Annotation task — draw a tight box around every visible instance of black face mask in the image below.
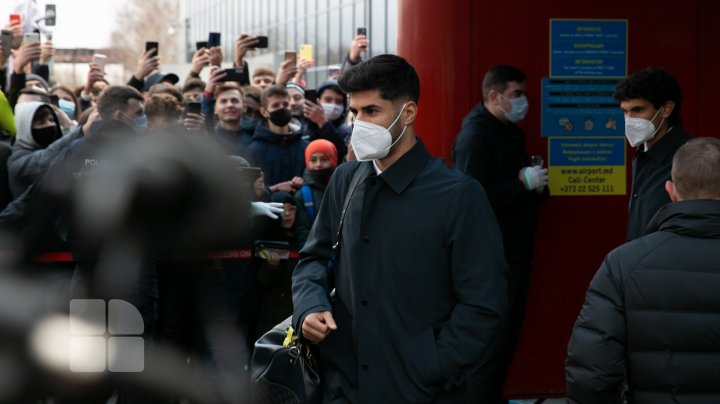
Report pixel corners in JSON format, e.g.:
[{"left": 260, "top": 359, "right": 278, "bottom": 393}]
[
  {"left": 32, "top": 126, "right": 60, "bottom": 148},
  {"left": 309, "top": 167, "right": 335, "bottom": 185},
  {"left": 268, "top": 108, "right": 293, "bottom": 127}
]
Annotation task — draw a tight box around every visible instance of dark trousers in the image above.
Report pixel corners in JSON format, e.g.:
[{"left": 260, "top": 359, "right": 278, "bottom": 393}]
[{"left": 468, "top": 260, "right": 532, "bottom": 403}]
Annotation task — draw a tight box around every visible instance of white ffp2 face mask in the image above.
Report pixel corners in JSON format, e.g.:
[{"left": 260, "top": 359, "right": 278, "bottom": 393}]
[
  {"left": 351, "top": 103, "right": 408, "bottom": 161},
  {"left": 624, "top": 108, "right": 663, "bottom": 147},
  {"left": 322, "top": 103, "right": 344, "bottom": 121}
]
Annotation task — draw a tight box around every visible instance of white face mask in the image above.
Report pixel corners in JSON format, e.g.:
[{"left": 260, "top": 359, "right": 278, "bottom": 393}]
[
  {"left": 321, "top": 103, "right": 344, "bottom": 121},
  {"left": 624, "top": 108, "right": 663, "bottom": 147},
  {"left": 499, "top": 94, "right": 529, "bottom": 123},
  {"left": 351, "top": 103, "right": 408, "bottom": 161}
]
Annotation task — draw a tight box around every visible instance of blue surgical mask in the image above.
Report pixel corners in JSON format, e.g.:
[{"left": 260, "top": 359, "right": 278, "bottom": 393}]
[
  {"left": 133, "top": 114, "right": 148, "bottom": 129},
  {"left": 499, "top": 95, "right": 529, "bottom": 124},
  {"left": 58, "top": 99, "right": 76, "bottom": 118}
]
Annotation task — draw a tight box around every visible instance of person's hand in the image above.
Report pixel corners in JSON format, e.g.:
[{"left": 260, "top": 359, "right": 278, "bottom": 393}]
[
  {"left": 204, "top": 66, "right": 227, "bottom": 95},
  {"left": 302, "top": 311, "right": 337, "bottom": 343},
  {"left": 250, "top": 201, "right": 284, "bottom": 219},
  {"left": 11, "top": 41, "right": 41, "bottom": 74},
  {"left": 5, "top": 21, "right": 22, "bottom": 49},
  {"left": 134, "top": 48, "right": 159, "bottom": 80},
  {"left": 349, "top": 34, "right": 369, "bottom": 63},
  {"left": 292, "top": 57, "right": 315, "bottom": 83},
  {"left": 268, "top": 181, "right": 295, "bottom": 193},
  {"left": 209, "top": 46, "right": 223, "bottom": 67},
  {"left": 83, "top": 64, "right": 105, "bottom": 95},
  {"left": 39, "top": 40, "right": 54, "bottom": 64},
  {"left": 289, "top": 176, "right": 305, "bottom": 190},
  {"left": 234, "top": 34, "right": 259, "bottom": 66},
  {"left": 51, "top": 105, "right": 73, "bottom": 130},
  {"left": 274, "top": 59, "right": 298, "bottom": 86},
  {"left": 82, "top": 110, "right": 100, "bottom": 135},
  {"left": 266, "top": 251, "right": 281, "bottom": 266},
  {"left": 519, "top": 166, "right": 548, "bottom": 191},
  {"left": 190, "top": 48, "right": 210, "bottom": 75},
  {"left": 303, "top": 100, "right": 326, "bottom": 127},
  {"left": 183, "top": 112, "right": 205, "bottom": 131}
]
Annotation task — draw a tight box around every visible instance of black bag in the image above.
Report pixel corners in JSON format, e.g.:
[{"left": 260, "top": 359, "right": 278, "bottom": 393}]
[
  {"left": 251, "top": 316, "right": 321, "bottom": 404},
  {"left": 250, "top": 163, "right": 370, "bottom": 404}
]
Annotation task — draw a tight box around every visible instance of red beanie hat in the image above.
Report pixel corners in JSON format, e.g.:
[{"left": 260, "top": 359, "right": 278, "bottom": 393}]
[{"left": 305, "top": 139, "right": 338, "bottom": 168}]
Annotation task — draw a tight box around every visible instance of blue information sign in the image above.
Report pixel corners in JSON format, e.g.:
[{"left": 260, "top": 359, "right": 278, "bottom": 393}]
[
  {"left": 550, "top": 19, "right": 627, "bottom": 78},
  {"left": 541, "top": 78, "right": 624, "bottom": 138}
]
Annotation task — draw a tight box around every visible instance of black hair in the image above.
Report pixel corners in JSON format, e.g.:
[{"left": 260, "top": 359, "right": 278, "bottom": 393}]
[
  {"left": 614, "top": 67, "right": 682, "bottom": 126},
  {"left": 96, "top": 85, "right": 144, "bottom": 120},
  {"left": 482, "top": 65, "right": 526, "bottom": 100},
  {"left": 182, "top": 78, "right": 206, "bottom": 94},
  {"left": 260, "top": 85, "right": 289, "bottom": 108},
  {"left": 32, "top": 105, "right": 54, "bottom": 125},
  {"left": 338, "top": 54, "right": 420, "bottom": 103}
]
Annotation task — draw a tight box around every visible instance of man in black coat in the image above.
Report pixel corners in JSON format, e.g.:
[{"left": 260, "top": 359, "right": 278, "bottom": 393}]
[
  {"left": 615, "top": 67, "right": 692, "bottom": 241},
  {"left": 291, "top": 54, "right": 507, "bottom": 403},
  {"left": 566, "top": 137, "right": 720, "bottom": 403},
  {"left": 452, "top": 65, "right": 547, "bottom": 401}
]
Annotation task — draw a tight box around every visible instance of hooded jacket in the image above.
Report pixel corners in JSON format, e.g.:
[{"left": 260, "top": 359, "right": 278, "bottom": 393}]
[
  {"left": 8, "top": 102, "right": 82, "bottom": 198},
  {"left": 566, "top": 199, "right": 720, "bottom": 403},
  {"left": 248, "top": 121, "right": 308, "bottom": 186}
]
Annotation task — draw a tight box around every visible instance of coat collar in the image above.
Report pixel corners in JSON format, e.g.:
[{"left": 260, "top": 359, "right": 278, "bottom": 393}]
[
  {"left": 646, "top": 199, "right": 720, "bottom": 238},
  {"left": 638, "top": 126, "right": 690, "bottom": 164},
  {"left": 376, "top": 137, "right": 430, "bottom": 194}
]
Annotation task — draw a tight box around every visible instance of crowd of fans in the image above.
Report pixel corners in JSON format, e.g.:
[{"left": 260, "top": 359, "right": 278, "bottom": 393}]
[{"left": 0, "top": 15, "right": 369, "bottom": 403}]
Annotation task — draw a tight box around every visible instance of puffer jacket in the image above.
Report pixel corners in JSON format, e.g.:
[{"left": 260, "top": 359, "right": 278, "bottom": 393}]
[
  {"left": 566, "top": 199, "right": 720, "bottom": 403},
  {"left": 8, "top": 102, "right": 81, "bottom": 198}
]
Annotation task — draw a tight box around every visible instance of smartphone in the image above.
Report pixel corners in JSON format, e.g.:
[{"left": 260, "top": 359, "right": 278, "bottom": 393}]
[
  {"left": 208, "top": 32, "right": 221, "bottom": 48},
  {"left": 195, "top": 41, "right": 208, "bottom": 51},
  {"left": 357, "top": 27, "right": 367, "bottom": 37},
  {"left": 23, "top": 32, "right": 40, "bottom": 44},
  {"left": 254, "top": 35, "right": 268, "bottom": 49},
  {"left": 24, "top": 32, "right": 40, "bottom": 61},
  {"left": 186, "top": 102, "right": 201, "bottom": 115},
  {"left": 299, "top": 44, "right": 313, "bottom": 61},
  {"left": 145, "top": 41, "right": 159, "bottom": 55},
  {"left": 304, "top": 89, "right": 317, "bottom": 103},
  {"left": 49, "top": 94, "right": 59, "bottom": 107},
  {"left": 254, "top": 240, "right": 291, "bottom": 260},
  {"left": 1, "top": 30, "right": 12, "bottom": 57},
  {"left": 92, "top": 53, "right": 107, "bottom": 72},
  {"left": 9, "top": 14, "right": 21, "bottom": 26},
  {"left": 218, "top": 67, "right": 249, "bottom": 85},
  {"left": 45, "top": 4, "right": 56, "bottom": 26},
  {"left": 284, "top": 51, "right": 297, "bottom": 67}
]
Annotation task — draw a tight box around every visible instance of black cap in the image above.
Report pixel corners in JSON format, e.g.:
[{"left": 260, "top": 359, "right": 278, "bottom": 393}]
[{"left": 144, "top": 72, "right": 180, "bottom": 92}]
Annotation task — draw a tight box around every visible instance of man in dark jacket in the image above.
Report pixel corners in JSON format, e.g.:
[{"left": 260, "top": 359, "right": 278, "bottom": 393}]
[
  {"left": 291, "top": 54, "right": 507, "bottom": 403},
  {"left": 8, "top": 102, "right": 84, "bottom": 198},
  {"left": 615, "top": 67, "right": 692, "bottom": 241},
  {"left": 302, "top": 80, "right": 350, "bottom": 159},
  {"left": 249, "top": 85, "right": 307, "bottom": 192},
  {"left": 566, "top": 137, "right": 720, "bottom": 403},
  {"left": 452, "top": 64, "right": 547, "bottom": 401}
]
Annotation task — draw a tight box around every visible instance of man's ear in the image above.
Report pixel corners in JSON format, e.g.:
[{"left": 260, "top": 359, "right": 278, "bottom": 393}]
[
  {"left": 259, "top": 106, "right": 269, "bottom": 119},
  {"left": 665, "top": 180, "right": 679, "bottom": 202},
  {"left": 403, "top": 101, "right": 418, "bottom": 127},
  {"left": 661, "top": 100, "right": 675, "bottom": 120}
]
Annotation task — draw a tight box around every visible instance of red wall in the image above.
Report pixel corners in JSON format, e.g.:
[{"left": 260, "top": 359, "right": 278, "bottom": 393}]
[{"left": 398, "top": 0, "right": 720, "bottom": 397}]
